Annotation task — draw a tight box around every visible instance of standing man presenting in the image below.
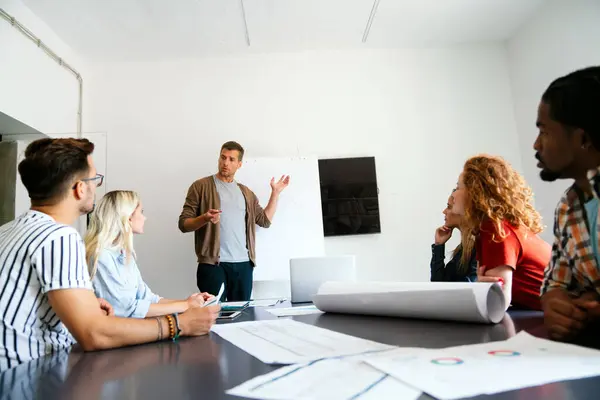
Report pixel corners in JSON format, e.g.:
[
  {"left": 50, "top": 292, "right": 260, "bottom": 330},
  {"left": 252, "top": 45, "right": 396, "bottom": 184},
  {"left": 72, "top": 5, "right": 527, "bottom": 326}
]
[{"left": 178, "top": 141, "right": 290, "bottom": 301}]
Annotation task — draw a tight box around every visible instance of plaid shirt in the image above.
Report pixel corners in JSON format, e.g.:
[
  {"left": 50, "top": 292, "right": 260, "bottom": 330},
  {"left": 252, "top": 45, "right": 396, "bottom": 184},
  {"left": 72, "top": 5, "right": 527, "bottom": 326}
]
[{"left": 541, "top": 167, "right": 600, "bottom": 296}]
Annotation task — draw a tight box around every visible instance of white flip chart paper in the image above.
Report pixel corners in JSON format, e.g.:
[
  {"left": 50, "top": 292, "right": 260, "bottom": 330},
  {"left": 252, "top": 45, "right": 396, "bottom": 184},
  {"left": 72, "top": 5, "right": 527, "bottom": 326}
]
[{"left": 313, "top": 281, "right": 506, "bottom": 323}]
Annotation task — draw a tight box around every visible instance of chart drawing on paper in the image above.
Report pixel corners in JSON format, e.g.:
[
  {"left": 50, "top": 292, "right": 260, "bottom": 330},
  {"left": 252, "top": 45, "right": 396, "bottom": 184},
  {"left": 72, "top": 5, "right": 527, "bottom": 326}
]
[
  {"left": 487, "top": 350, "right": 521, "bottom": 357},
  {"left": 364, "top": 331, "right": 600, "bottom": 400},
  {"left": 430, "top": 357, "right": 464, "bottom": 366}
]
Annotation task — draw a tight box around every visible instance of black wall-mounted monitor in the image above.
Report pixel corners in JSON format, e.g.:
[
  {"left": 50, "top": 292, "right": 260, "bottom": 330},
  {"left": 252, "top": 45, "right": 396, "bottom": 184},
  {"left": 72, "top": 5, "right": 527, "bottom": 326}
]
[{"left": 318, "top": 156, "right": 381, "bottom": 237}]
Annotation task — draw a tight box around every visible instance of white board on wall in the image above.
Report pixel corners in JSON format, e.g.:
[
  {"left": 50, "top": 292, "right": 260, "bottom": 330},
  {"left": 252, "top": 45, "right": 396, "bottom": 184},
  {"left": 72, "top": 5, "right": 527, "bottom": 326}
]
[{"left": 235, "top": 157, "right": 325, "bottom": 281}]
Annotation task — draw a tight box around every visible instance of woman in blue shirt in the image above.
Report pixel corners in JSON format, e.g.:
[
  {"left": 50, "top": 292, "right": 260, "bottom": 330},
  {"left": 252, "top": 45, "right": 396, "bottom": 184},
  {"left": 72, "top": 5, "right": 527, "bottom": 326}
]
[{"left": 85, "top": 190, "right": 213, "bottom": 318}]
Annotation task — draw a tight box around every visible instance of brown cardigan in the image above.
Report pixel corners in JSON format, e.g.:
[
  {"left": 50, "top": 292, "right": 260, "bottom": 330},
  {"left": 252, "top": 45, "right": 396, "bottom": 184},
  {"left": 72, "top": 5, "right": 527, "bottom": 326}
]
[{"left": 178, "top": 176, "right": 271, "bottom": 266}]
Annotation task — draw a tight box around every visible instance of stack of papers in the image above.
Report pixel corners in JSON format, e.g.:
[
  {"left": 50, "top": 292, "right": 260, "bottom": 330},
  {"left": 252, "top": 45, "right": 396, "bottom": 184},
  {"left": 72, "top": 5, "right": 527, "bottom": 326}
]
[
  {"left": 215, "top": 320, "right": 600, "bottom": 400},
  {"left": 221, "top": 301, "right": 250, "bottom": 311}
]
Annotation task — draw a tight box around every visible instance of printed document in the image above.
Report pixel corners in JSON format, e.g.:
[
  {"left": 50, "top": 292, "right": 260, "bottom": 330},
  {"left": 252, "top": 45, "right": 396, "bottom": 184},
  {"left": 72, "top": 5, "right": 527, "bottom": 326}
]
[{"left": 211, "top": 319, "right": 394, "bottom": 364}]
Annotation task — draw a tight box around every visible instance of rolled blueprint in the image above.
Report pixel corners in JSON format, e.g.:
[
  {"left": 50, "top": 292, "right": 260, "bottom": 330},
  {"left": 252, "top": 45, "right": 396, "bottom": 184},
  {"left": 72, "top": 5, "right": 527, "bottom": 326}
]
[{"left": 313, "top": 281, "right": 506, "bottom": 324}]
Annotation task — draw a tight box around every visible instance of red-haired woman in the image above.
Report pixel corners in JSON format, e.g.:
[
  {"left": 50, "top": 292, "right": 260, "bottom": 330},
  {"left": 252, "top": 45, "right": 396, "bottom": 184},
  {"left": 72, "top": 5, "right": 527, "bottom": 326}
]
[{"left": 451, "top": 155, "right": 551, "bottom": 310}]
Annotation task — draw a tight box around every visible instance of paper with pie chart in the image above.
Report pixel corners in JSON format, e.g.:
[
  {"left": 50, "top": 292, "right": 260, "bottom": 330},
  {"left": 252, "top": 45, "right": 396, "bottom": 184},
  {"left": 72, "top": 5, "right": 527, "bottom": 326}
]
[{"left": 363, "top": 331, "right": 600, "bottom": 400}]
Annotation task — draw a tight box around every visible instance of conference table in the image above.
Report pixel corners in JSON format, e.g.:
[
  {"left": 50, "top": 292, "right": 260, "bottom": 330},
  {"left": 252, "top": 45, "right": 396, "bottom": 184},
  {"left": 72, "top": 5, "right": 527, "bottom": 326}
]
[{"left": 1, "top": 303, "right": 599, "bottom": 400}]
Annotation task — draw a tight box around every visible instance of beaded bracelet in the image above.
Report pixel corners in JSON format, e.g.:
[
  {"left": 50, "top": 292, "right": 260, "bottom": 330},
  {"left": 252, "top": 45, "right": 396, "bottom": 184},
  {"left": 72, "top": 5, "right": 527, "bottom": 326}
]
[{"left": 165, "top": 314, "right": 175, "bottom": 340}]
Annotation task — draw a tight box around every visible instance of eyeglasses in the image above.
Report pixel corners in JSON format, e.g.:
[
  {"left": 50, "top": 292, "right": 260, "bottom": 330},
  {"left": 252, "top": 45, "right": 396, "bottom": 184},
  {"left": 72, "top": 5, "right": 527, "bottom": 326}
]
[{"left": 79, "top": 174, "right": 104, "bottom": 188}]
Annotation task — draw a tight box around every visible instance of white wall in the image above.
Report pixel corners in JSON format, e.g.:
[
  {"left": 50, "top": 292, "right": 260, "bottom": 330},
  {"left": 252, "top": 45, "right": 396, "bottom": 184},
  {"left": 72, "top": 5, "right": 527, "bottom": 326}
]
[
  {"left": 14, "top": 140, "right": 30, "bottom": 217},
  {"left": 507, "top": 0, "right": 600, "bottom": 243},
  {"left": 85, "top": 45, "right": 522, "bottom": 298},
  {"left": 0, "top": 0, "right": 84, "bottom": 134}
]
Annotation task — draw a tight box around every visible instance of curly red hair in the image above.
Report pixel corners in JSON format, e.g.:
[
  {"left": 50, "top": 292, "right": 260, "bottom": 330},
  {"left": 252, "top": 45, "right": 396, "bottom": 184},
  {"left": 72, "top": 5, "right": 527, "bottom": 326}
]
[{"left": 459, "top": 155, "right": 544, "bottom": 267}]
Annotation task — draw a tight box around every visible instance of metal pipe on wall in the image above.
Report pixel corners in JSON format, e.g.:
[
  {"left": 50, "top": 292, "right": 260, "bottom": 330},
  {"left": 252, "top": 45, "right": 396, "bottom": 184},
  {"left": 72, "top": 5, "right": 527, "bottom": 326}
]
[{"left": 0, "top": 7, "right": 83, "bottom": 136}]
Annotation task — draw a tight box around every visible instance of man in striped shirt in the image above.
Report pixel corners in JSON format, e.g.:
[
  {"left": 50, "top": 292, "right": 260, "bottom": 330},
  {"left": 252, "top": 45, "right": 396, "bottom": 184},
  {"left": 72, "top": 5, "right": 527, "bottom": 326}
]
[
  {"left": 0, "top": 138, "right": 220, "bottom": 371},
  {"left": 534, "top": 66, "right": 600, "bottom": 341}
]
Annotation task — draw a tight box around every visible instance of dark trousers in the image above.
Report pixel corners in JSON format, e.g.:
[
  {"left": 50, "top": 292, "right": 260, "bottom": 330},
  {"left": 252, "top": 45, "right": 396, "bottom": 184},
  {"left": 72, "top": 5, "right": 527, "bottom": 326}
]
[{"left": 196, "top": 261, "right": 253, "bottom": 302}]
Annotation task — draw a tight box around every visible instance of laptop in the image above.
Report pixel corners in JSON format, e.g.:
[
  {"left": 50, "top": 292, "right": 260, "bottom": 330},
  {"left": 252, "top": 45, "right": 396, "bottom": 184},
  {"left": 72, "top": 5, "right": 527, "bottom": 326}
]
[{"left": 289, "top": 256, "right": 356, "bottom": 303}]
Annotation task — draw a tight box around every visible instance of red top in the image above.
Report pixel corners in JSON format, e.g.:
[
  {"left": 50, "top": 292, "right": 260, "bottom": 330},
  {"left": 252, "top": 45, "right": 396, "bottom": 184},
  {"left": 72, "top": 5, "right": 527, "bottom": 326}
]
[{"left": 476, "top": 219, "right": 551, "bottom": 310}]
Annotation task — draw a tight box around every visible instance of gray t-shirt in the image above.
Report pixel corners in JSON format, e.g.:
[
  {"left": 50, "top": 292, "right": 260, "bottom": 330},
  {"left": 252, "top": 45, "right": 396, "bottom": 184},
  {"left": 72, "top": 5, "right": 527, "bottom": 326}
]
[{"left": 213, "top": 175, "right": 249, "bottom": 262}]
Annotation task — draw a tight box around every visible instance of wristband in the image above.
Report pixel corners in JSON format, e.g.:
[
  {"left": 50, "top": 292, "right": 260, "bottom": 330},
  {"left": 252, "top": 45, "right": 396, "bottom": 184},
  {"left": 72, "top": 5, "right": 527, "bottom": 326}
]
[{"left": 172, "top": 313, "right": 182, "bottom": 341}]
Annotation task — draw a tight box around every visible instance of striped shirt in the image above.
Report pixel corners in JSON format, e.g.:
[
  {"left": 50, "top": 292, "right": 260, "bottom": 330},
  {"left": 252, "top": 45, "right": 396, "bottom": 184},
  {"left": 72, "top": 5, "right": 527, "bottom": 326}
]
[
  {"left": 0, "top": 348, "right": 69, "bottom": 400},
  {"left": 0, "top": 211, "right": 92, "bottom": 371},
  {"left": 541, "top": 167, "right": 600, "bottom": 296}
]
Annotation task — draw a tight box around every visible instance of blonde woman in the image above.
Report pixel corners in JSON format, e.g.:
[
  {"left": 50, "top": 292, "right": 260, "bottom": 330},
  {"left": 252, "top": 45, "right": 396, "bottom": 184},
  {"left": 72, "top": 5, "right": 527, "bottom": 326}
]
[
  {"left": 430, "top": 192, "right": 477, "bottom": 282},
  {"left": 85, "top": 190, "right": 213, "bottom": 318}
]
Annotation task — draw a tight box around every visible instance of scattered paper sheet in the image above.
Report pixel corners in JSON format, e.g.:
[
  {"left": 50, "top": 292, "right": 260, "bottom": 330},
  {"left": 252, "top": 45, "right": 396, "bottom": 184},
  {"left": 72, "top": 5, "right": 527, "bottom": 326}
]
[
  {"left": 365, "top": 331, "right": 600, "bottom": 400},
  {"left": 313, "top": 281, "right": 505, "bottom": 324},
  {"left": 223, "top": 299, "right": 284, "bottom": 308},
  {"left": 203, "top": 283, "right": 225, "bottom": 307},
  {"left": 266, "top": 305, "right": 323, "bottom": 317},
  {"left": 249, "top": 299, "right": 283, "bottom": 307},
  {"left": 211, "top": 319, "right": 394, "bottom": 364},
  {"left": 222, "top": 301, "right": 250, "bottom": 307},
  {"left": 227, "top": 355, "right": 422, "bottom": 400}
]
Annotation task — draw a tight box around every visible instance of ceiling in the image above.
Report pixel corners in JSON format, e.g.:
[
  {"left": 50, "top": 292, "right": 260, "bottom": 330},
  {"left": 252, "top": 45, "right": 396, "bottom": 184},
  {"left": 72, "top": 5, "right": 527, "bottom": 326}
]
[{"left": 21, "top": 0, "right": 547, "bottom": 61}]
